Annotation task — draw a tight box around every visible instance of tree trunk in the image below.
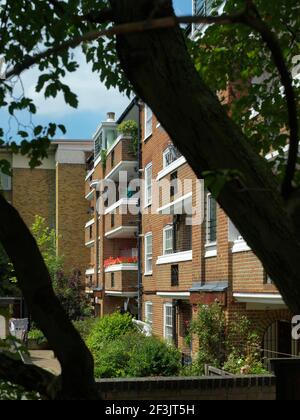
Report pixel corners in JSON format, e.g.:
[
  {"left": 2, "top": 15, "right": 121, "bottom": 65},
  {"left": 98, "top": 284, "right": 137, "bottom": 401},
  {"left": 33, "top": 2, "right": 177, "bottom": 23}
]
[
  {"left": 110, "top": 0, "right": 300, "bottom": 314},
  {"left": 0, "top": 194, "right": 98, "bottom": 400}
]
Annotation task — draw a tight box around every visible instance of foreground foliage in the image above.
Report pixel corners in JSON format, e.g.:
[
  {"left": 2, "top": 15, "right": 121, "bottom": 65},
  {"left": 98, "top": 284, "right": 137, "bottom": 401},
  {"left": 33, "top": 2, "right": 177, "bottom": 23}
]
[
  {"left": 87, "top": 312, "right": 181, "bottom": 378},
  {"left": 0, "top": 380, "right": 41, "bottom": 400},
  {"left": 185, "top": 303, "right": 267, "bottom": 375}
]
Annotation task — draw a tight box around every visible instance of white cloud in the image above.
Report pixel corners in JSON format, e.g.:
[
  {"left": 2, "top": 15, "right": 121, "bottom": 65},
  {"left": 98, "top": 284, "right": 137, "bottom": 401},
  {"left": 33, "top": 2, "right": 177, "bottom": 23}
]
[{"left": 20, "top": 50, "right": 130, "bottom": 119}]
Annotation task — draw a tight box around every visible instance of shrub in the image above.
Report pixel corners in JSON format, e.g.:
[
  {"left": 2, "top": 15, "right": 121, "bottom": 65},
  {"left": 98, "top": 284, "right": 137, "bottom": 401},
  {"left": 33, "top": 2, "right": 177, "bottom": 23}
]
[
  {"left": 73, "top": 318, "right": 96, "bottom": 341},
  {"left": 27, "top": 329, "right": 47, "bottom": 345},
  {"left": 93, "top": 333, "right": 181, "bottom": 379},
  {"left": 186, "top": 303, "right": 265, "bottom": 375},
  {"left": 223, "top": 352, "right": 268, "bottom": 375},
  {"left": 117, "top": 120, "right": 138, "bottom": 156},
  {"left": 86, "top": 312, "right": 134, "bottom": 352},
  {"left": 0, "top": 381, "right": 41, "bottom": 400}
]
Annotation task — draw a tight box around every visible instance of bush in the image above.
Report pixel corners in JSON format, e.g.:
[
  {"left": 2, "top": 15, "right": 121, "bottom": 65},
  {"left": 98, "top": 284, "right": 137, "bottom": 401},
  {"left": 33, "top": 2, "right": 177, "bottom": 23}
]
[
  {"left": 27, "top": 329, "right": 47, "bottom": 345},
  {"left": 93, "top": 333, "right": 181, "bottom": 379},
  {"left": 86, "top": 312, "right": 134, "bottom": 352},
  {"left": 73, "top": 318, "right": 96, "bottom": 341},
  {"left": 0, "top": 381, "right": 41, "bottom": 400},
  {"left": 223, "top": 352, "right": 268, "bottom": 375},
  {"left": 186, "top": 303, "right": 265, "bottom": 376}
]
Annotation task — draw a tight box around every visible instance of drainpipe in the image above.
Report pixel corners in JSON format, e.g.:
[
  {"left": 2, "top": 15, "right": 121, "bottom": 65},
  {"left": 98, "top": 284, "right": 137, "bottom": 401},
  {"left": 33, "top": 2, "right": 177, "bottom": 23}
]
[
  {"left": 137, "top": 98, "right": 143, "bottom": 321},
  {"left": 173, "top": 299, "right": 179, "bottom": 348}
]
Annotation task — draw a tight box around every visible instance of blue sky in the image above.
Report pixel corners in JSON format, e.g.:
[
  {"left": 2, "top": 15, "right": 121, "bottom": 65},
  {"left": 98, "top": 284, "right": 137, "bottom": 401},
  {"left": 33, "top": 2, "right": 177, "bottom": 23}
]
[{"left": 0, "top": 1, "right": 192, "bottom": 142}]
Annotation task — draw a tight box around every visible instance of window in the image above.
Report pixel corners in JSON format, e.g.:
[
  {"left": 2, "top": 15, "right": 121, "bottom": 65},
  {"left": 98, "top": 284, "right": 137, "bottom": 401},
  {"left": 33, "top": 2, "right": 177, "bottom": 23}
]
[
  {"left": 0, "top": 171, "right": 11, "bottom": 191},
  {"left": 171, "top": 265, "right": 179, "bottom": 286},
  {"left": 144, "top": 233, "right": 153, "bottom": 275},
  {"left": 170, "top": 171, "right": 178, "bottom": 197},
  {"left": 163, "top": 146, "right": 181, "bottom": 168},
  {"left": 206, "top": 193, "right": 217, "bottom": 244},
  {"left": 94, "top": 132, "right": 103, "bottom": 158},
  {"left": 89, "top": 225, "right": 93, "bottom": 240},
  {"left": 265, "top": 273, "right": 274, "bottom": 285},
  {"left": 145, "top": 302, "right": 153, "bottom": 325},
  {"left": 164, "top": 303, "right": 174, "bottom": 342},
  {"left": 163, "top": 226, "right": 174, "bottom": 255},
  {"left": 145, "top": 163, "right": 153, "bottom": 207},
  {"left": 144, "top": 104, "right": 153, "bottom": 139},
  {"left": 111, "top": 149, "right": 115, "bottom": 168},
  {"left": 111, "top": 273, "right": 115, "bottom": 288},
  {"left": 194, "top": 0, "right": 213, "bottom": 16},
  {"left": 228, "top": 220, "right": 243, "bottom": 242},
  {"left": 111, "top": 213, "right": 115, "bottom": 228}
]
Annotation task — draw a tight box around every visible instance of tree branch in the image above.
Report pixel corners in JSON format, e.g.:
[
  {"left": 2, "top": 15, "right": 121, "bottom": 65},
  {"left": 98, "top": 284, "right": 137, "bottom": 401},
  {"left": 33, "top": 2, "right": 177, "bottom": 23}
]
[
  {"left": 240, "top": 1, "right": 299, "bottom": 198},
  {"left": 0, "top": 195, "right": 98, "bottom": 399},
  {"left": 0, "top": 353, "right": 57, "bottom": 399},
  {"left": 109, "top": 0, "right": 300, "bottom": 316},
  {"left": 2, "top": 10, "right": 245, "bottom": 82},
  {"left": 2, "top": 2, "right": 297, "bottom": 197},
  {"left": 47, "top": 0, "right": 113, "bottom": 25}
]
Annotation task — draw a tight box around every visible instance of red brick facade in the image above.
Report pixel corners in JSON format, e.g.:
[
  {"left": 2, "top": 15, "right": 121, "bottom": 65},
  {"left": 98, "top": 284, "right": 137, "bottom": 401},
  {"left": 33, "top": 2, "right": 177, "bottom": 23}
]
[{"left": 85, "top": 105, "right": 296, "bottom": 362}]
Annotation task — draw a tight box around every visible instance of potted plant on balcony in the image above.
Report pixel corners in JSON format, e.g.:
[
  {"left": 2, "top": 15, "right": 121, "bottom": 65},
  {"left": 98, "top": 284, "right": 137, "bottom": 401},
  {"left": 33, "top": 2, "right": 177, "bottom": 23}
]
[
  {"left": 104, "top": 256, "right": 138, "bottom": 268},
  {"left": 117, "top": 120, "right": 138, "bottom": 157}
]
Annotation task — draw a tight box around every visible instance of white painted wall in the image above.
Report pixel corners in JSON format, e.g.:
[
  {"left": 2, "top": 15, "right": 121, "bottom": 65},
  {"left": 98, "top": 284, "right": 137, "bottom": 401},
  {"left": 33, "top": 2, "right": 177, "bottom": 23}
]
[{"left": 12, "top": 153, "right": 56, "bottom": 170}]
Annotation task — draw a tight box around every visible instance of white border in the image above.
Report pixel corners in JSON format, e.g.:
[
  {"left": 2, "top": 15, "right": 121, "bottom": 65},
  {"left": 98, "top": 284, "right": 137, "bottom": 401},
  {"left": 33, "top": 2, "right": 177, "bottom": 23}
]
[
  {"left": 85, "top": 218, "right": 95, "bottom": 228},
  {"left": 232, "top": 239, "right": 251, "bottom": 254},
  {"left": 163, "top": 302, "right": 173, "bottom": 341},
  {"left": 157, "top": 192, "right": 192, "bottom": 215},
  {"left": 156, "top": 156, "right": 187, "bottom": 181},
  {"left": 156, "top": 250, "right": 193, "bottom": 265},
  {"left": 144, "top": 232, "right": 153, "bottom": 275},
  {"left": 105, "top": 226, "right": 137, "bottom": 239},
  {"left": 233, "top": 293, "right": 285, "bottom": 305},
  {"left": 144, "top": 162, "right": 153, "bottom": 208},
  {"left": 105, "top": 263, "right": 138, "bottom": 273}
]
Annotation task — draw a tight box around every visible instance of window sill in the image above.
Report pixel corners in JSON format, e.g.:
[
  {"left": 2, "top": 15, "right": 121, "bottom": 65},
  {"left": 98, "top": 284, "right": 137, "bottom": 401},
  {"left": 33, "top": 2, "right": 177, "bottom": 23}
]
[
  {"left": 156, "top": 156, "right": 187, "bottom": 181},
  {"left": 144, "top": 202, "right": 152, "bottom": 210},
  {"left": 144, "top": 271, "right": 153, "bottom": 277},
  {"left": 232, "top": 240, "right": 251, "bottom": 254},
  {"left": 205, "top": 242, "right": 217, "bottom": 258},
  {"left": 156, "top": 250, "right": 193, "bottom": 265},
  {"left": 144, "top": 133, "right": 152, "bottom": 142}
]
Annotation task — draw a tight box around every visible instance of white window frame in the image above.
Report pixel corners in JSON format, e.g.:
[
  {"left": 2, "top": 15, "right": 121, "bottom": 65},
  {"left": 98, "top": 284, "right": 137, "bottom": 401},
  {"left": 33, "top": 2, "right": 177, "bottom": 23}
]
[
  {"left": 144, "top": 104, "right": 153, "bottom": 140},
  {"left": 145, "top": 302, "right": 153, "bottom": 325},
  {"left": 144, "top": 232, "right": 153, "bottom": 275},
  {"left": 228, "top": 219, "right": 251, "bottom": 253},
  {"left": 163, "top": 225, "right": 173, "bottom": 255},
  {"left": 144, "top": 162, "right": 153, "bottom": 207},
  {"left": 206, "top": 193, "right": 217, "bottom": 245},
  {"left": 164, "top": 303, "right": 173, "bottom": 342},
  {"left": 228, "top": 220, "right": 243, "bottom": 242}
]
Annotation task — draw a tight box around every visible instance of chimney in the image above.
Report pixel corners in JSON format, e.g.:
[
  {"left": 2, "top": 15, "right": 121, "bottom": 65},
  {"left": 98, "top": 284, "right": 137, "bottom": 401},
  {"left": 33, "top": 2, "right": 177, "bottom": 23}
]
[{"left": 107, "top": 112, "right": 115, "bottom": 122}]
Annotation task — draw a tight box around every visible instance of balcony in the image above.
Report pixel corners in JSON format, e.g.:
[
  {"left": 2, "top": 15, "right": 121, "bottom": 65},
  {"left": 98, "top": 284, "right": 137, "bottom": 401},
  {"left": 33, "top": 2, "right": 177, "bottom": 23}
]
[
  {"left": 104, "top": 135, "right": 138, "bottom": 181},
  {"left": 105, "top": 198, "right": 138, "bottom": 239},
  {"left": 104, "top": 256, "right": 138, "bottom": 296},
  {"left": 85, "top": 219, "right": 95, "bottom": 247}
]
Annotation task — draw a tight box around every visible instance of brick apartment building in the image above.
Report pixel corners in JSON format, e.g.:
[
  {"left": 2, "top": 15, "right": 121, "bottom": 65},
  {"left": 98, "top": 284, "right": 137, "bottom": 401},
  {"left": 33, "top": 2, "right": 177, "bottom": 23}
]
[
  {"left": 85, "top": 97, "right": 298, "bottom": 362},
  {"left": 83, "top": 0, "right": 299, "bottom": 361},
  {"left": 0, "top": 139, "right": 92, "bottom": 277},
  {"left": 84, "top": 102, "right": 140, "bottom": 317}
]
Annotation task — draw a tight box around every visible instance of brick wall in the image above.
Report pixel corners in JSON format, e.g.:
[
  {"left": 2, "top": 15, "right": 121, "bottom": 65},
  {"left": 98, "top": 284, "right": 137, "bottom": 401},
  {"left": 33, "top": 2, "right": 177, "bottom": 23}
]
[
  {"left": 97, "top": 375, "right": 276, "bottom": 400},
  {"left": 56, "top": 163, "right": 90, "bottom": 276},
  {"left": 139, "top": 104, "right": 290, "bottom": 357},
  {"left": 13, "top": 168, "right": 55, "bottom": 229}
]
